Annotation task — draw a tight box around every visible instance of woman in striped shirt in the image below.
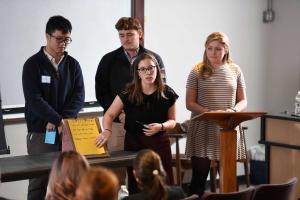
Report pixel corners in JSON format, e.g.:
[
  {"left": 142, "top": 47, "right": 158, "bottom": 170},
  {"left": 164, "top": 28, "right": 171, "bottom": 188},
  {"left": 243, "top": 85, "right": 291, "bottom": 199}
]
[{"left": 185, "top": 32, "right": 247, "bottom": 198}]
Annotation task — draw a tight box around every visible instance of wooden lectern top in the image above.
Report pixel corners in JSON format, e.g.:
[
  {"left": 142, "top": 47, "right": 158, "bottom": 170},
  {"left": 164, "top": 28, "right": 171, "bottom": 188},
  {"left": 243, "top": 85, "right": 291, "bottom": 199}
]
[{"left": 192, "top": 111, "right": 267, "bottom": 130}]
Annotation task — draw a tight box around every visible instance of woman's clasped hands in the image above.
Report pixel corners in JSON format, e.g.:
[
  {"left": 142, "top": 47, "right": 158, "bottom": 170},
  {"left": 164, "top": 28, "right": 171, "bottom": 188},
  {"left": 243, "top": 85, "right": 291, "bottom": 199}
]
[{"left": 142, "top": 123, "right": 162, "bottom": 136}]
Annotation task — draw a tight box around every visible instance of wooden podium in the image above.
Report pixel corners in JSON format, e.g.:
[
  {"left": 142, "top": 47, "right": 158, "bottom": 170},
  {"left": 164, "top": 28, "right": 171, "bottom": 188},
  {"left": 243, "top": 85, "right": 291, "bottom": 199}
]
[{"left": 192, "top": 111, "right": 266, "bottom": 192}]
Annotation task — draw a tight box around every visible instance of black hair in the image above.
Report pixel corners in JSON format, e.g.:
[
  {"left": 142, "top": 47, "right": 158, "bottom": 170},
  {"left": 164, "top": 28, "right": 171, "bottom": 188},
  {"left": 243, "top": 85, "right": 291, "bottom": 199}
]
[{"left": 46, "top": 15, "right": 72, "bottom": 35}]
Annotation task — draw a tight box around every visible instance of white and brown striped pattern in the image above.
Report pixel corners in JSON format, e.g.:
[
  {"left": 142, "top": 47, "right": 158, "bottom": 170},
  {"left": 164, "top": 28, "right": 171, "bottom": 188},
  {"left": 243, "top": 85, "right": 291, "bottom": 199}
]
[{"left": 185, "top": 63, "right": 246, "bottom": 160}]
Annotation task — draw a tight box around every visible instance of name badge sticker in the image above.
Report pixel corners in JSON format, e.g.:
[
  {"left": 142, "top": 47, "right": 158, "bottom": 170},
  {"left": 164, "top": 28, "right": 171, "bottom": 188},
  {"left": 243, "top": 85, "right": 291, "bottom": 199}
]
[
  {"left": 45, "top": 130, "right": 56, "bottom": 144},
  {"left": 41, "top": 75, "right": 51, "bottom": 83}
]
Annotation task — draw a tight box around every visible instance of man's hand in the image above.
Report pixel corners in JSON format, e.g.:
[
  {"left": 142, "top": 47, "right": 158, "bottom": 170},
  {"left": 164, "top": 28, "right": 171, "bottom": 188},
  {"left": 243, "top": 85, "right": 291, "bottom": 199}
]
[
  {"left": 46, "top": 122, "right": 56, "bottom": 131},
  {"left": 46, "top": 120, "right": 64, "bottom": 134}
]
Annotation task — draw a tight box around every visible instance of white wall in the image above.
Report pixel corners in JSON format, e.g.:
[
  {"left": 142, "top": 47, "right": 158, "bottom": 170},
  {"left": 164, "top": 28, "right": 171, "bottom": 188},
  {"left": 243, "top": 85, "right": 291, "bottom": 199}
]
[
  {"left": 266, "top": 0, "right": 300, "bottom": 113},
  {"left": 0, "top": 0, "right": 130, "bottom": 106}
]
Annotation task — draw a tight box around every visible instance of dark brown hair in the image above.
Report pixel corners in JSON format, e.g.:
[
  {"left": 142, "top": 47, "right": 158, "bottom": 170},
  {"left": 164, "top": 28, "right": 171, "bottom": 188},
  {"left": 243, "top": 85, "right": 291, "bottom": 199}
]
[
  {"left": 133, "top": 149, "right": 167, "bottom": 200},
  {"left": 127, "top": 52, "right": 166, "bottom": 105},
  {"left": 46, "top": 15, "right": 72, "bottom": 34}
]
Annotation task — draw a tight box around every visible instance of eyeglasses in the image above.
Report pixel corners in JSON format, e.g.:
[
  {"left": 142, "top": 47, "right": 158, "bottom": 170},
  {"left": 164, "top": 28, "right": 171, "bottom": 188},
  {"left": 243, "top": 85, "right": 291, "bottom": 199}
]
[
  {"left": 137, "top": 65, "right": 156, "bottom": 73},
  {"left": 49, "top": 34, "right": 72, "bottom": 44}
]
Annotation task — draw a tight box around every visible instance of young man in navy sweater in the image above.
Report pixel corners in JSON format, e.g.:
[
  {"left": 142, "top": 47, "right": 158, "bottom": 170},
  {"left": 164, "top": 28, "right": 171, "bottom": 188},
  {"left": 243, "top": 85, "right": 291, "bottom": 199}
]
[{"left": 22, "top": 15, "right": 85, "bottom": 200}]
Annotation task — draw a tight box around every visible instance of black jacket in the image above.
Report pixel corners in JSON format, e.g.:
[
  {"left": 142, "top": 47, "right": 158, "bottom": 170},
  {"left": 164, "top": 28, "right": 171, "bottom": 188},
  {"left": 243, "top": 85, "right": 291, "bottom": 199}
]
[
  {"left": 95, "top": 46, "right": 165, "bottom": 113},
  {"left": 22, "top": 47, "right": 85, "bottom": 132}
]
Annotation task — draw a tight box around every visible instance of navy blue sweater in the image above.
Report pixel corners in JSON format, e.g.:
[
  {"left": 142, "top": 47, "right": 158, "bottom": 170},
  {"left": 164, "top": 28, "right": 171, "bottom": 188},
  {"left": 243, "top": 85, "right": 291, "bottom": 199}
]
[{"left": 22, "top": 47, "right": 85, "bottom": 133}]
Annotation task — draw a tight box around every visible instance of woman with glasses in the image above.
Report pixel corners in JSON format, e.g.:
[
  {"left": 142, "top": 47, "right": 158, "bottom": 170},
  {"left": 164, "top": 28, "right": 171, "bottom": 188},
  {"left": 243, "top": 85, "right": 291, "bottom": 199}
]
[{"left": 96, "top": 52, "right": 178, "bottom": 194}]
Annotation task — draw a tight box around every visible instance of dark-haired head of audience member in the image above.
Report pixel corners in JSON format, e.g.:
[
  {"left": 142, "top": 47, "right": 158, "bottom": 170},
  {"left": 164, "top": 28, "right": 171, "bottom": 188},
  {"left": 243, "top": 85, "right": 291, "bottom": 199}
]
[
  {"left": 133, "top": 149, "right": 168, "bottom": 200},
  {"left": 75, "top": 167, "right": 119, "bottom": 200},
  {"left": 46, "top": 151, "right": 89, "bottom": 200}
]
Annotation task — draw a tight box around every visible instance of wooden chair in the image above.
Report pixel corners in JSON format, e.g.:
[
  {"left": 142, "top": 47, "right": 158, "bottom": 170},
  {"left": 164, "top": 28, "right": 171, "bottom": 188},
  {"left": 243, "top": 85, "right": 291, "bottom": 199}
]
[
  {"left": 210, "top": 125, "right": 250, "bottom": 192},
  {"left": 168, "top": 121, "right": 191, "bottom": 186},
  {"left": 200, "top": 186, "right": 255, "bottom": 200},
  {"left": 253, "top": 177, "right": 297, "bottom": 200}
]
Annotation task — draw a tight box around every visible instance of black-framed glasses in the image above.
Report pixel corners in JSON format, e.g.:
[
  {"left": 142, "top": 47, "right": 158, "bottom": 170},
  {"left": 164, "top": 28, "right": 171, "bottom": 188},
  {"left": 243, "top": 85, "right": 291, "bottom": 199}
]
[
  {"left": 49, "top": 34, "right": 72, "bottom": 44},
  {"left": 137, "top": 65, "right": 156, "bottom": 73}
]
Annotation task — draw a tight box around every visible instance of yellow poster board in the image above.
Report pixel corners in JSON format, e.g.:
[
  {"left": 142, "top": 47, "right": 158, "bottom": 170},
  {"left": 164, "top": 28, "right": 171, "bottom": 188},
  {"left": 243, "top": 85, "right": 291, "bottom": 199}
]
[{"left": 63, "top": 118, "right": 109, "bottom": 157}]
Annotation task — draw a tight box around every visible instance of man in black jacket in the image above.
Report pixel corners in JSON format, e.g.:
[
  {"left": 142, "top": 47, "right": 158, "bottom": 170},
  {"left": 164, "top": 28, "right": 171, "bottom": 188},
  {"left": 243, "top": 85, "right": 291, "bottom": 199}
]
[
  {"left": 22, "top": 15, "right": 85, "bottom": 200},
  {"left": 95, "top": 17, "right": 165, "bottom": 185}
]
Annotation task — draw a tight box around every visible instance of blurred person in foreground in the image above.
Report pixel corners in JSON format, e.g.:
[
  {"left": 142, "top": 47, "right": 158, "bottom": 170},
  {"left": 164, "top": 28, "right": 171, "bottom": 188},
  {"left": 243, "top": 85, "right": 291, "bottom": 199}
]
[
  {"left": 75, "top": 167, "right": 119, "bottom": 200},
  {"left": 45, "top": 151, "right": 89, "bottom": 200},
  {"left": 125, "top": 149, "right": 186, "bottom": 200}
]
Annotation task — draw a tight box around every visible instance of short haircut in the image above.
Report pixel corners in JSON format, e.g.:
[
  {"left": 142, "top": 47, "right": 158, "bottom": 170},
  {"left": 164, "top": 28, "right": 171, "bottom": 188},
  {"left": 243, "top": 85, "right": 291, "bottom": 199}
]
[
  {"left": 46, "top": 15, "right": 72, "bottom": 35},
  {"left": 115, "top": 17, "right": 142, "bottom": 31}
]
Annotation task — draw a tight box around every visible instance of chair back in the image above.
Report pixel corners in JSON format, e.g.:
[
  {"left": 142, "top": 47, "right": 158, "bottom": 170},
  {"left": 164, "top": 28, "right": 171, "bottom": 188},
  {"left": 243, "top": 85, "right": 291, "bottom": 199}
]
[
  {"left": 253, "top": 177, "right": 298, "bottom": 200},
  {"left": 201, "top": 186, "right": 255, "bottom": 200}
]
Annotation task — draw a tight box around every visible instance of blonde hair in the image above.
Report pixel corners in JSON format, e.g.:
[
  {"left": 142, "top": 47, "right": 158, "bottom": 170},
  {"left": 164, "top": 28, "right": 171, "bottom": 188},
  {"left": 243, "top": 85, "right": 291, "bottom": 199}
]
[
  {"left": 201, "top": 32, "right": 232, "bottom": 79},
  {"left": 46, "top": 151, "right": 89, "bottom": 200}
]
